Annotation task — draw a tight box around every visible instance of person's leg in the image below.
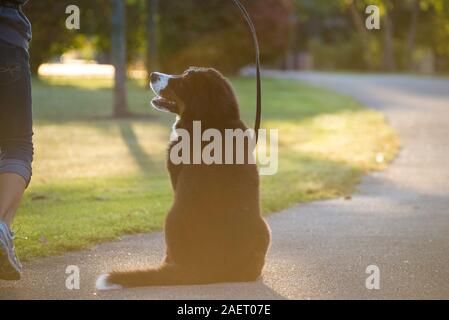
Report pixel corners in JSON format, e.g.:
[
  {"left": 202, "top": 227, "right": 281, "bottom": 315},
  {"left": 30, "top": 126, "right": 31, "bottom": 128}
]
[
  {"left": 0, "top": 144, "right": 32, "bottom": 230},
  {"left": 0, "top": 168, "right": 29, "bottom": 280},
  {"left": 0, "top": 40, "right": 33, "bottom": 221},
  {"left": 0, "top": 173, "right": 26, "bottom": 228},
  {"left": 0, "top": 40, "right": 33, "bottom": 280}
]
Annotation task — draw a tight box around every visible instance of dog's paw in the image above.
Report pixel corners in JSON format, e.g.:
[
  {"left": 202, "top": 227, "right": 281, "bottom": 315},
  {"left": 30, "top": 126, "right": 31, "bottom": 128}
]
[{"left": 96, "top": 274, "right": 123, "bottom": 291}]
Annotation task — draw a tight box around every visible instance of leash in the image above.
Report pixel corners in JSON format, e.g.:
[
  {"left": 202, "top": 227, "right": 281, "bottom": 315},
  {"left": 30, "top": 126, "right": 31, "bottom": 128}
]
[{"left": 232, "top": 0, "right": 262, "bottom": 144}]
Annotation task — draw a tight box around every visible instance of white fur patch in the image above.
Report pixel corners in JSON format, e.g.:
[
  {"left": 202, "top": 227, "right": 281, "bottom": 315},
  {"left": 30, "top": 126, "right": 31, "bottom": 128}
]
[
  {"left": 95, "top": 274, "right": 123, "bottom": 291},
  {"left": 150, "top": 72, "right": 172, "bottom": 96}
]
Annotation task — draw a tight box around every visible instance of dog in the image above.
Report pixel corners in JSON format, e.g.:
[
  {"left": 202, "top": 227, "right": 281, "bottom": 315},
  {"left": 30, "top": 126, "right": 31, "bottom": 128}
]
[{"left": 96, "top": 67, "right": 271, "bottom": 289}]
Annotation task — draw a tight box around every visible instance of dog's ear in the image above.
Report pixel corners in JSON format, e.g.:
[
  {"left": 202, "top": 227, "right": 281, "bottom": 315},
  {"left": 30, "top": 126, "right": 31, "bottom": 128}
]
[{"left": 184, "top": 69, "right": 240, "bottom": 124}]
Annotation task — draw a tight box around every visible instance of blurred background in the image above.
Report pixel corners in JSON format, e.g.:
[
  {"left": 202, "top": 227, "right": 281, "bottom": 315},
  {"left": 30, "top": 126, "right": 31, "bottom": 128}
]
[{"left": 26, "top": 0, "right": 449, "bottom": 77}]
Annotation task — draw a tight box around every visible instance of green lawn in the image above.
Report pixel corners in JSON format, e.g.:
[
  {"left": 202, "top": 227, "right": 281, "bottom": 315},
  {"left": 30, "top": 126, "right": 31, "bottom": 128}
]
[{"left": 14, "top": 76, "right": 399, "bottom": 260}]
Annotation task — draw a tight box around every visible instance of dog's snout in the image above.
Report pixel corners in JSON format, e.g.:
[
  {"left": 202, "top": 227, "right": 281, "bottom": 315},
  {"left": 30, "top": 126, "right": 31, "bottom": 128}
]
[
  {"left": 149, "top": 72, "right": 171, "bottom": 96},
  {"left": 150, "top": 72, "right": 160, "bottom": 83}
]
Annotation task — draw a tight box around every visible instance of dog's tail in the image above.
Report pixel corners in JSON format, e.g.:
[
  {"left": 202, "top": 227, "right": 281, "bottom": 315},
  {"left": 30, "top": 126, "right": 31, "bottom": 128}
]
[{"left": 97, "top": 264, "right": 210, "bottom": 290}]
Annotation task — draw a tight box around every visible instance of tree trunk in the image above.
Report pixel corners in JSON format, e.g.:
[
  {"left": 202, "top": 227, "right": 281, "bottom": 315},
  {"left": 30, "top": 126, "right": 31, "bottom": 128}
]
[
  {"left": 146, "top": 0, "right": 159, "bottom": 80},
  {"left": 406, "top": 0, "right": 419, "bottom": 71},
  {"left": 382, "top": 1, "right": 396, "bottom": 72},
  {"left": 285, "top": 12, "right": 299, "bottom": 70},
  {"left": 111, "top": 0, "right": 129, "bottom": 118},
  {"left": 349, "top": 1, "right": 373, "bottom": 70}
]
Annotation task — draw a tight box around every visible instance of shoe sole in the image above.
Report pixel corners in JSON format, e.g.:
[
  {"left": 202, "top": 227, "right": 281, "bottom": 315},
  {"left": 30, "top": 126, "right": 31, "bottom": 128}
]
[{"left": 0, "top": 239, "right": 21, "bottom": 281}]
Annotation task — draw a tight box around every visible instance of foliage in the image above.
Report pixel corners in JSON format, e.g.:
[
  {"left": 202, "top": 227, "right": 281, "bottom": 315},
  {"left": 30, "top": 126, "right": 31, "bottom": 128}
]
[
  {"left": 24, "top": 0, "right": 146, "bottom": 71},
  {"left": 158, "top": 0, "right": 294, "bottom": 73},
  {"left": 22, "top": 0, "right": 449, "bottom": 73},
  {"left": 24, "top": 1, "right": 78, "bottom": 72},
  {"left": 24, "top": 0, "right": 293, "bottom": 74}
]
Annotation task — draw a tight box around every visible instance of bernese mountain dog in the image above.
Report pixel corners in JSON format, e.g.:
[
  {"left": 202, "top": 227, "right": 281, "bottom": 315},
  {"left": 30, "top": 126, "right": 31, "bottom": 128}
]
[{"left": 97, "top": 67, "right": 271, "bottom": 289}]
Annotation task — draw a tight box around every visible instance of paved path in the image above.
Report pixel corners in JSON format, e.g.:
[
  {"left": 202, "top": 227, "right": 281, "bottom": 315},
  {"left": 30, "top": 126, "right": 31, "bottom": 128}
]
[{"left": 1, "top": 72, "right": 449, "bottom": 299}]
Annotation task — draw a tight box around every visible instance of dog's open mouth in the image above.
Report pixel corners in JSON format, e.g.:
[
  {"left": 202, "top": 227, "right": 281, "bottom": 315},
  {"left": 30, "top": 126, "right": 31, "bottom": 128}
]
[{"left": 151, "top": 96, "right": 177, "bottom": 112}]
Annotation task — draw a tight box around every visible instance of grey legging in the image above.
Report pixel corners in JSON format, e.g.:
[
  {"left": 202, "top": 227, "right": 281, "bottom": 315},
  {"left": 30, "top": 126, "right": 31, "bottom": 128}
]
[{"left": 0, "top": 39, "right": 33, "bottom": 186}]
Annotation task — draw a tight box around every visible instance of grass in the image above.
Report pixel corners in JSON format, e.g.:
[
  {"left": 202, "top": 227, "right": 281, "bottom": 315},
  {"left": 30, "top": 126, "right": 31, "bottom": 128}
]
[{"left": 13, "top": 76, "right": 399, "bottom": 260}]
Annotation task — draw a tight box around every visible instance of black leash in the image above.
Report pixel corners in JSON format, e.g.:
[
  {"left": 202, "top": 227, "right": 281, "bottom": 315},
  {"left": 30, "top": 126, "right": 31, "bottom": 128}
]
[{"left": 232, "top": 0, "right": 262, "bottom": 144}]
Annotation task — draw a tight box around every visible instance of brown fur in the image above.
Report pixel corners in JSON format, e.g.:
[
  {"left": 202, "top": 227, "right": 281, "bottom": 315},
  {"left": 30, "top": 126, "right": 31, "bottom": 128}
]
[{"left": 108, "top": 67, "right": 271, "bottom": 287}]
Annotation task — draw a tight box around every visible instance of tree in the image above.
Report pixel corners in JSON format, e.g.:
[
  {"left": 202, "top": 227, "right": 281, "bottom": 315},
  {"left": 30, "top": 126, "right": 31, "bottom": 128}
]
[
  {"left": 382, "top": 0, "right": 396, "bottom": 71},
  {"left": 111, "top": 0, "right": 129, "bottom": 117},
  {"left": 406, "top": 0, "right": 419, "bottom": 70},
  {"left": 417, "top": 0, "right": 449, "bottom": 71},
  {"left": 146, "top": 0, "right": 159, "bottom": 78},
  {"left": 347, "top": 0, "right": 374, "bottom": 70}
]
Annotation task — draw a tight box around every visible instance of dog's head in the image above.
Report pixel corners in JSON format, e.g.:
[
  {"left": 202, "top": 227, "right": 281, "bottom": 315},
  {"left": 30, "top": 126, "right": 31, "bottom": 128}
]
[{"left": 150, "top": 67, "right": 240, "bottom": 124}]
